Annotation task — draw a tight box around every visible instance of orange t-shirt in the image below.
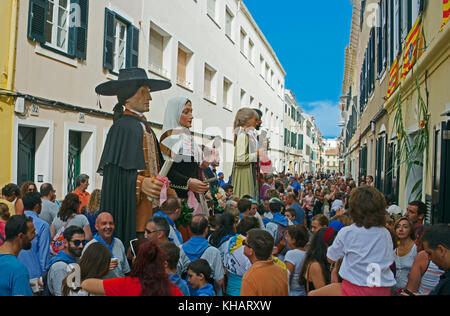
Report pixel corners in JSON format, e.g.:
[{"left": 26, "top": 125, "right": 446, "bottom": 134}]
[
  {"left": 240, "top": 259, "right": 289, "bottom": 296},
  {"left": 72, "top": 189, "right": 90, "bottom": 214}
]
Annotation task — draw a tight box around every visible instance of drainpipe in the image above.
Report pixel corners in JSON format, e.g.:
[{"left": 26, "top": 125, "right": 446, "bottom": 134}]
[
  {"left": 7, "top": 0, "right": 19, "bottom": 182},
  {"left": 7, "top": 0, "right": 18, "bottom": 92}
]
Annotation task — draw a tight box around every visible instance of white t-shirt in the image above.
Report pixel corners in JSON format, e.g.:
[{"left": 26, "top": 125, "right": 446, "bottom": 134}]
[
  {"left": 284, "top": 249, "right": 307, "bottom": 296},
  {"left": 52, "top": 214, "right": 89, "bottom": 232},
  {"left": 223, "top": 235, "right": 252, "bottom": 277},
  {"left": 327, "top": 224, "right": 396, "bottom": 287}
]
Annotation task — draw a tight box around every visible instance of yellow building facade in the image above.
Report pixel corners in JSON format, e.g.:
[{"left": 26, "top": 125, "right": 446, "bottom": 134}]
[
  {"left": 385, "top": 3, "right": 450, "bottom": 222},
  {"left": 0, "top": 0, "right": 18, "bottom": 186},
  {"left": 341, "top": 0, "right": 450, "bottom": 223}
]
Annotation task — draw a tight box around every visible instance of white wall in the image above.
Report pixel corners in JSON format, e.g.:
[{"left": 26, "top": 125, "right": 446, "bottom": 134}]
[{"left": 13, "top": 0, "right": 287, "bottom": 186}]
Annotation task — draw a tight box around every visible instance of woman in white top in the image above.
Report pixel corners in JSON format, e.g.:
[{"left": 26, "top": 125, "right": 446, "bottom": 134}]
[
  {"left": 51, "top": 193, "right": 92, "bottom": 241},
  {"left": 284, "top": 225, "right": 309, "bottom": 296},
  {"left": 393, "top": 217, "right": 417, "bottom": 293}
]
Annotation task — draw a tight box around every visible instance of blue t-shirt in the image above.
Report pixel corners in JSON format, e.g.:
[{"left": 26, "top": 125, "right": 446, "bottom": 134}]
[
  {"left": 169, "top": 274, "right": 190, "bottom": 297},
  {"left": 0, "top": 254, "right": 33, "bottom": 296},
  {"left": 290, "top": 181, "right": 301, "bottom": 193},
  {"left": 288, "top": 203, "right": 305, "bottom": 226},
  {"left": 194, "top": 283, "right": 215, "bottom": 296}
]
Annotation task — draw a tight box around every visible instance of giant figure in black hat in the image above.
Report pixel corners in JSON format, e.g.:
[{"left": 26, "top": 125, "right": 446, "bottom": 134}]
[{"left": 96, "top": 68, "right": 179, "bottom": 245}]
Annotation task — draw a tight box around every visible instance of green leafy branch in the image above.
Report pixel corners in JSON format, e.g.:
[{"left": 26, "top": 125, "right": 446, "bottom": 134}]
[
  {"left": 175, "top": 200, "right": 194, "bottom": 228},
  {"left": 389, "top": 71, "right": 430, "bottom": 202}
]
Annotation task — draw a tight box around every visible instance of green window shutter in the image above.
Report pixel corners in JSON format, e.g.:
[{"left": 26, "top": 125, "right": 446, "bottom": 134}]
[
  {"left": 389, "top": 0, "right": 394, "bottom": 68},
  {"left": 126, "top": 25, "right": 139, "bottom": 68},
  {"left": 103, "top": 8, "right": 116, "bottom": 71},
  {"left": 75, "top": 0, "right": 89, "bottom": 59},
  {"left": 377, "top": 4, "right": 383, "bottom": 76},
  {"left": 383, "top": 0, "right": 388, "bottom": 69},
  {"left": 284, "top": 128, "right": 288, "bottom": 146},
  {"left": 370, "top": 29, "right": 375, "bottom": 92},
  {"left": 360, "top": 0, "right": 366, "bottom": 30},
  {"left": 28, "top": 0, "right": 48, "bottom": 44},
  {"left": 67, "top": 0, "right": 77, "bottom": 58},
  {"left": 300, "top": 134, "right": 303, "bottom": 150}
]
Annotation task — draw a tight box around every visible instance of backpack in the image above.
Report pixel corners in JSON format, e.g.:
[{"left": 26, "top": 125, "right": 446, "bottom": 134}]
[
  {"left": 50, "top": 217, "right": 74, "bottom": 256},
  {"left": 41, "top": 269, "right": 53, "bottom": 297},
  {"left": 179, "top": 246, "right": 212, "bottom": 280}
]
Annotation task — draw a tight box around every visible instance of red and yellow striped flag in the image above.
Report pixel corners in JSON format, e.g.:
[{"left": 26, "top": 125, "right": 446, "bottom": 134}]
[
  {"left": 442, "top": 0, "right": 450, "bottom": 31},
  {"left": 400, "top": 16, "right": 422, "bottom": 82},
  {"left": 386, "top": 58, "right": 399, "bottom": 101}
]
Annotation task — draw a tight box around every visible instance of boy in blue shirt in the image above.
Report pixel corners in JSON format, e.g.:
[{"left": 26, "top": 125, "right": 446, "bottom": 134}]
[
  {"left": 187, "top": 259, "right": 215, "bottom": 296},
  {"left": 160, "top": 242, "right": 190, "bottom": 296}
]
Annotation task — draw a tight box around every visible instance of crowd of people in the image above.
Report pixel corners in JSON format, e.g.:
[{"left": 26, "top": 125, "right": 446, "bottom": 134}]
[{"left": 0, "top": 171, "right": 449, "bottom": 297}]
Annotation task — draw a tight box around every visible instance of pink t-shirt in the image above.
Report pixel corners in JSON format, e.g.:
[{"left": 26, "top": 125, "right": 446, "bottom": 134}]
[{"left": 0, "top": 221, "right": 6, "bottom": 246}]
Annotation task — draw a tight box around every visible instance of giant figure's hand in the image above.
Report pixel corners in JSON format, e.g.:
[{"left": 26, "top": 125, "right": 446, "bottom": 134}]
[
  {"left": 188, "top": 178, "right": 210, "bottom": 194},
  {"left": 142, "top": 178, "right": 164, "bottom": 199}
]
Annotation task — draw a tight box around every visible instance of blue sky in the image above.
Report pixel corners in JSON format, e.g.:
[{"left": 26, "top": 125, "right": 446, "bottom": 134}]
[{"left": 244, "top": 0, "right": 354, "bottom": 138}]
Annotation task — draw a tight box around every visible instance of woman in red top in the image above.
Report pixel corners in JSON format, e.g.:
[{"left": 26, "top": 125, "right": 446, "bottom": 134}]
[{"left": 81, "top": 241, "right": 183, "bottom": 296}]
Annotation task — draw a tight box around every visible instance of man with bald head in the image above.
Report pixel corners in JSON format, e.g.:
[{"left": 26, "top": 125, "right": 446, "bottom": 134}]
[{"left": 82, "top": 212, "right": 130, "bottom": 278}]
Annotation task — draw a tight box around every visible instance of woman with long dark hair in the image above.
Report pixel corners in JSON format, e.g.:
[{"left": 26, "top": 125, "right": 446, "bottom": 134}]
[
  {"left": 14, "top": 181, "right": 37, "bottom": 215},
  {"left": 81, "top": 241, "right": 183, "bottom": 296},
  {"left": 299, "top": 227, "right": 331, "bottom": 294},
  {"left": 50, "top": 193, "right": 92, "bottom": 241},
  {"left": 208, "top": 213, "right": 237, "bottom": 261},
  {"left": 62, "top": 242, "right": 111, "bottom": 296}
]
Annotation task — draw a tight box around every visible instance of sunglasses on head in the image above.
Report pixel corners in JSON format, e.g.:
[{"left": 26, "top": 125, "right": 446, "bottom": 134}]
[
  {"left": 145, "top": 229, "right": 162, "bottom": 235},
  {"left": 243, "top": 239, "right": 253, "bottom": 249}
]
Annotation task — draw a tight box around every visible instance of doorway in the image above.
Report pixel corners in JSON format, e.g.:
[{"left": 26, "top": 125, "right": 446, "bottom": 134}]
[
  {"left": 67, "top": 131, "right": 82, "bottom": 193},
  {"left": 17, "top": 127, "right": 36, "bottom": 187},
  {"left": 432, "top": 121, "right": 450, "bottom": 224}
]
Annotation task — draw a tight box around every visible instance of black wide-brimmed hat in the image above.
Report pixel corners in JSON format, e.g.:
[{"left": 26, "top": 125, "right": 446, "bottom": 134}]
[{"left": 95, "top": 68, "right": 172, "bottom": 96}]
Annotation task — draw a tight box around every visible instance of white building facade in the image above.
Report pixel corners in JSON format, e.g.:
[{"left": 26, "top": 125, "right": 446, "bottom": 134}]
[
  {"left": 283, "top": 90, "right": 303, "bottom": 175},
  {"left": 10, "top": 0, "right": 286, "bottom": 198}
]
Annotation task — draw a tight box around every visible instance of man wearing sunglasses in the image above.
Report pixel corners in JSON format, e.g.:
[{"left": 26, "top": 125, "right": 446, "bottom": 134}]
[
  {"left": 45, "top": 226, "right": 86, "bottom": 296},
  {"left": 144, "top": 216, "right": 171, "bottom": 245},
  {"left": 241, "top": 228, "right": 288, "bottom": 296}
]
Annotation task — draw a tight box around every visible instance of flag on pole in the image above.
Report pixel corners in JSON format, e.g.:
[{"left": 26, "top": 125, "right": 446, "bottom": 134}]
[
  {"left": 386, "top": 58, "right": 399, "bottom": 101},
  {"left": 400, "top": 16, "right": 422, "bottom": 82},
  {"left": 442, "top": 0, "right": 450, "bottom": 31}
]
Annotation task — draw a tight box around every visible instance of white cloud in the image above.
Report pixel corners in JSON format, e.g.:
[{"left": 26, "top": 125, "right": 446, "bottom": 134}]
[{"left": 300, "top": 100, "right": 340, "bottom": 138}]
